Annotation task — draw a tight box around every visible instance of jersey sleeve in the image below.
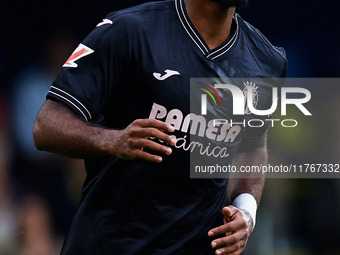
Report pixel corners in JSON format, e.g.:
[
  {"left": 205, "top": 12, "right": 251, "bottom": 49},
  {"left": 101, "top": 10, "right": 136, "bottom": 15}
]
[
  {"left": 47, "top": 13, "right": 131, "bottom": 122},
  {"left": 242, "top": 64, "right": 288, "bottom": 142}
]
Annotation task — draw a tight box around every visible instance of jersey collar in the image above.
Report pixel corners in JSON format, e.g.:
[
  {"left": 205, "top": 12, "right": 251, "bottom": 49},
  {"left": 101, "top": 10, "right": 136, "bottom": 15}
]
[{"left": 175, "top": 0, "right": 239, "bottom": 61}]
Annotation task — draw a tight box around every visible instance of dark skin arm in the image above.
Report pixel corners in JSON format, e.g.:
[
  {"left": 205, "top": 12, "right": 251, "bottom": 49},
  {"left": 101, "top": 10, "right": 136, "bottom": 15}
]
[
  {"left": 33, "top": 99, "right": 176, "bottom": 160},
  {"left": 208, "top": 137, "right": 267, "bottom": 255},
  {"left": 34, "top": 100, "right": 265, "bottom": 255}
]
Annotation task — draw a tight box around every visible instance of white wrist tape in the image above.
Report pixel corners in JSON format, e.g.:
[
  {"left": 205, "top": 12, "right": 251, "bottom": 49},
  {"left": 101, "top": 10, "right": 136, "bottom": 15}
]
[{"left": 232, "top": 193, "right": 257, "bottom": 231}]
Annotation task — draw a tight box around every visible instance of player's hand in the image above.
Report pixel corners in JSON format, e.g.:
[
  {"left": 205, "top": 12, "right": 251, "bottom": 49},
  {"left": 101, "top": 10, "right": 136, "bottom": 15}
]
[
  {"left": 208, "top": 206, "right": 253, "bottom": 255},
  {"left": 107, "top": 119, "right": 176, "bottom": 162}
]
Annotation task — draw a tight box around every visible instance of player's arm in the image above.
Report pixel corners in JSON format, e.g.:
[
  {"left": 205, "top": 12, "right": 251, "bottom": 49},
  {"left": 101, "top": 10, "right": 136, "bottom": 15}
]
[
  {"left": 208, "top": 137, "right": 267, "bottom": 255},
  {"left": 33, "top": 99, "right": 176, "bottom": 161}
]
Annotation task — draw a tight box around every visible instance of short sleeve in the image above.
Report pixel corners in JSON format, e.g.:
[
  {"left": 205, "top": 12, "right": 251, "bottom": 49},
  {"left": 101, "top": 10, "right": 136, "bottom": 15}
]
[
  {"left": 242, "top": 66, "right": 287, "bottom": 142},
  {"left": 47, "top": 12, "right": 131, "bottom": 121}
]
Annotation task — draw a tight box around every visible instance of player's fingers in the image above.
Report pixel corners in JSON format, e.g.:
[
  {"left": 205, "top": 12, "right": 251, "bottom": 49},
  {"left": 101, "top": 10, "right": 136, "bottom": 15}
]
[
  {"left": 223, "top": 206, "right": 240, "bottom": 216},
  {"left": 211, "top": 229, "right": 248, "bottom": 248},
  {"left": 208, "top": 218, "right": 245, "bottom": 237},
  {"left": 133, "top": 127, "right": 176, "bottom": 146},
  {"left": 133, "top": 148, "right": 163, "bottom": 163},
  {"left": 214, "top": 239, "right": 247, "bottom": 255},
  {"left": 222, "top": 206, "right": 233, "bottom": 218},
  {"left": 133, "top": 119, "right": 175, "bottom": 133},
  {"left": 135, "top": 138, "right": 172, "bottom": 156}
]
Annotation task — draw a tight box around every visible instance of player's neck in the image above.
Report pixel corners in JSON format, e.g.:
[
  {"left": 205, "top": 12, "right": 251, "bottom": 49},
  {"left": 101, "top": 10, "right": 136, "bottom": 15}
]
[{"left": 184, "top": 0, "right": 235, "bottom": 50}]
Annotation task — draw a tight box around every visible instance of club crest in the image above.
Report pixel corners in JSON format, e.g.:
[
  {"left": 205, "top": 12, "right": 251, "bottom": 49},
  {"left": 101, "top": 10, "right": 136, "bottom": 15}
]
[{"left": 243, "top": 81, "right": 259, "bottom": 115}]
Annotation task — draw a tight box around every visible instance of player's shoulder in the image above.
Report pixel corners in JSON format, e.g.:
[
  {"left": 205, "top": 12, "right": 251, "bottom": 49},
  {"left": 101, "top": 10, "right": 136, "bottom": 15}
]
[
  {"left": 104, "top": 0, "right": 173, "bottom": 27},
  {"left": 236, "top": 14, "right": 287, "bottom": 62},
  {"left": 117, "top": 0, "right": 173, "bottom": 15},
  {"left": 236, "top": 14, "right": 287, "bottom": 76},
  {"left": 82, "top": 1, "right": 175, "bottom": 54}
]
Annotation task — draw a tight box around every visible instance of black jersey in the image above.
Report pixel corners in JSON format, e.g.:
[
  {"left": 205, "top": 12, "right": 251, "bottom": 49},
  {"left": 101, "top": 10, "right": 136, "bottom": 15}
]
[{"left": 47, "top": 0, "right": 287, "bottom": 254}]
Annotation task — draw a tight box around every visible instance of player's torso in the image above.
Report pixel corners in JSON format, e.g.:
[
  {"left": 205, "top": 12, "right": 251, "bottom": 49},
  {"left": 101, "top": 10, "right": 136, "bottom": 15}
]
[
  {"left": 100, "top": 0, "right": 282, "bottom": 170},
  {"left": 59, "top": 1, "right": 287, "bottom": 254}
]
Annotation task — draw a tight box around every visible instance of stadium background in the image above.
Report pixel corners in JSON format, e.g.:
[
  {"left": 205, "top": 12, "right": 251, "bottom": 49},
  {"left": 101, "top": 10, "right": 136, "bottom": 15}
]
[{"left": 1, "top": 0, "right": 340, "bottom": 254}]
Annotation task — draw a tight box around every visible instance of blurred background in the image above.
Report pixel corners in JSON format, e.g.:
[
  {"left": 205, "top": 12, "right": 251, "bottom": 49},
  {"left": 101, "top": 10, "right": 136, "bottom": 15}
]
[{"left": 1, "top": 0, "right": 340, "bottom": 254}]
